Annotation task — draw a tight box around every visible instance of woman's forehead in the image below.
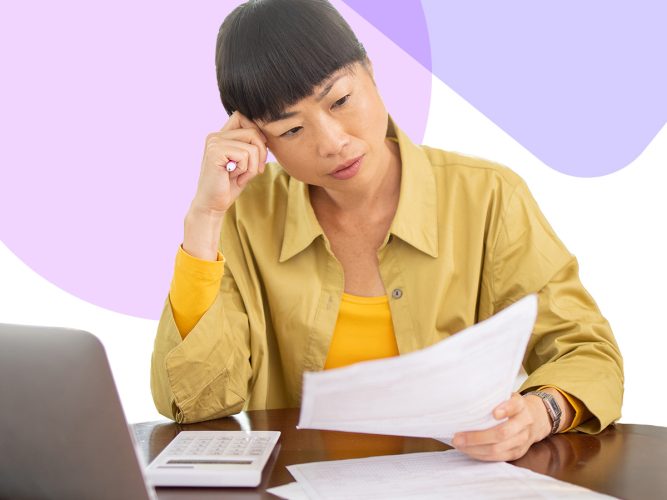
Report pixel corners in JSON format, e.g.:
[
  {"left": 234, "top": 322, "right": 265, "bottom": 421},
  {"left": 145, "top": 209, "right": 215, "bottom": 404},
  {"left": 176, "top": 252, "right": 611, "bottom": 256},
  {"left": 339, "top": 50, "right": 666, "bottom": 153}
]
[{"left": 258, "top": 64, "right": 362, "bottom": 126}]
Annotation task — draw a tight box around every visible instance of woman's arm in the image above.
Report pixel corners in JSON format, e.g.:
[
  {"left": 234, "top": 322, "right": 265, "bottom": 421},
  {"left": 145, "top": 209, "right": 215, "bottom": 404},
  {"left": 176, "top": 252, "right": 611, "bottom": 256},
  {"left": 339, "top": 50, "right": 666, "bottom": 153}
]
[
  {"left": 151, "top": 112, "right": 269, "bottom": 422},
  {"left": 151, "top": 252, "right": 254, "bottom": 423},
  {"left": 454, "top": 176, "right": 622, "bottom": 461}
]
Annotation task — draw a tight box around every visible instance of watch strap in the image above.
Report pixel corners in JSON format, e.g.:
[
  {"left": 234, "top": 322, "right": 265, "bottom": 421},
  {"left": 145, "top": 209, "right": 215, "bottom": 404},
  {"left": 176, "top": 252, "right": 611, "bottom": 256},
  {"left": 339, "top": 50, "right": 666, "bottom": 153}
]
[{"left": 526, "top": 390, "right": 562, "bottom": 434}]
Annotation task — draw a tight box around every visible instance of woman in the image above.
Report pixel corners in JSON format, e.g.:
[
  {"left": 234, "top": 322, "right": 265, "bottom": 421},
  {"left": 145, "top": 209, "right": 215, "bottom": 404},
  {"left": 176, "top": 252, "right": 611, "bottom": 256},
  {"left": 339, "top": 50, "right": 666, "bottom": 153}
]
[{"left": 151, "top": 0, "right": 623, "bottom": 462}]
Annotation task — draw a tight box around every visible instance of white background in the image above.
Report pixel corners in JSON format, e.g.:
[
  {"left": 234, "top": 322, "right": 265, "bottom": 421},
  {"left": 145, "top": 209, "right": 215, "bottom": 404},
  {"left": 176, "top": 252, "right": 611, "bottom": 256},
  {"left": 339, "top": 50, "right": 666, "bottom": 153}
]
[{"left": 1, "top": 74, "right": 665, "bottom": 426}]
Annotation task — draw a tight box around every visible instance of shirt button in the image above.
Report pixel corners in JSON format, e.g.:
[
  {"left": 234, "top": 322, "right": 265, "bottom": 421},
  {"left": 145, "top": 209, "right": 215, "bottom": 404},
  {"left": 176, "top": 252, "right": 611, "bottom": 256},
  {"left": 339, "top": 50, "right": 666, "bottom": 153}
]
[{"left": 391, "top": 288, "right": 403, "bottom": 299}]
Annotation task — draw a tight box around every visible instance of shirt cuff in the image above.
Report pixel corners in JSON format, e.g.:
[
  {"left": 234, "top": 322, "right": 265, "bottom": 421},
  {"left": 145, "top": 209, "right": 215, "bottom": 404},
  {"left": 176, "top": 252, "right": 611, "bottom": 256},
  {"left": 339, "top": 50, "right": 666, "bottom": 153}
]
[{"left": 177, "top": 243, "right": 224, "bottom": 268}]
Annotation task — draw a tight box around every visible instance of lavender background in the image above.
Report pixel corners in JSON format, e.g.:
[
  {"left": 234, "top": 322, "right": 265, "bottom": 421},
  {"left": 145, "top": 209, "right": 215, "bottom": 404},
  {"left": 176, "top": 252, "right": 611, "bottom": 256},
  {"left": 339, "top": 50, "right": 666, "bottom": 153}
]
[
  {"left": 0, "top": 0, "right": 431, "bottom": 319},
  {"left": 1, "top": 1, "right": 665, "bottom": 320},
  {"left": 346, "top": 0, "right": 666, "bottom": 176}
]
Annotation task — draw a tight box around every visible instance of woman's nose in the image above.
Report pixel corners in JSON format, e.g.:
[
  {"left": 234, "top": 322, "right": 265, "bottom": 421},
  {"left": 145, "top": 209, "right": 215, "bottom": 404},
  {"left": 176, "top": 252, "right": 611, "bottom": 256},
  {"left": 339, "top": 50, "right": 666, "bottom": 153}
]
[{"left": 315, "top": 121, "right": 350, "bottom": 158}]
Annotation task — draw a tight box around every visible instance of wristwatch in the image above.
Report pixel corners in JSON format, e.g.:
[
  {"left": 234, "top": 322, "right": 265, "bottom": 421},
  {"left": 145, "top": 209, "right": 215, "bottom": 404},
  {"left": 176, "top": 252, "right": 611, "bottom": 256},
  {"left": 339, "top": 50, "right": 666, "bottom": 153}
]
[{"left": 526, "top": 390, "right": 562, "bottom": 434}]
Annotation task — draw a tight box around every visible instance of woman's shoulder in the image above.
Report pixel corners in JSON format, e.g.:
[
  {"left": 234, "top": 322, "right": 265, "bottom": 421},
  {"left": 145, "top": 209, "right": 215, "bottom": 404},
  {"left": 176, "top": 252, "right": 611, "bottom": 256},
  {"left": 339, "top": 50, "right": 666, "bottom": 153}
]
[{"left": 419, "top": 145, "right": 525, "bottom": 192}]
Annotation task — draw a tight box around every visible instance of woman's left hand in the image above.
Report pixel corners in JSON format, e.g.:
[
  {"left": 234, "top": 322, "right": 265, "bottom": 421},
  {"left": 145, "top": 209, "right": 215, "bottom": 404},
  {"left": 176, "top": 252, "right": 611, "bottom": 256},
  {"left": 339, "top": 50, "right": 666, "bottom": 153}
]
[{"left": 452, "top": 392, "right": 552, "bottom": 461}]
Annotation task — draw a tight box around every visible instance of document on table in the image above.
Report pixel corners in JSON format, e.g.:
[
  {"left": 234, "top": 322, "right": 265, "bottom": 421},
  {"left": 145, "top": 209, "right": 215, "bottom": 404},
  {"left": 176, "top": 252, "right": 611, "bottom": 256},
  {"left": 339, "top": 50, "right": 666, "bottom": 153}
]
[
  {"left": 298, "top": 294, "right": 538, "bottom": 439},
  {"left": 270, "top": 450, "right": 616, "bottom": 500}
]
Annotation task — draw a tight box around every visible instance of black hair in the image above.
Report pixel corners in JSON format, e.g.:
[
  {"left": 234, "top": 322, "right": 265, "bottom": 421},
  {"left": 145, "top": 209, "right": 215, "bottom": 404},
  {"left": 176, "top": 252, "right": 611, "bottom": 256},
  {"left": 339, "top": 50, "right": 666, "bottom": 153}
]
[{"left": 215, "top": 0, "right": 367, "bottom": 122}]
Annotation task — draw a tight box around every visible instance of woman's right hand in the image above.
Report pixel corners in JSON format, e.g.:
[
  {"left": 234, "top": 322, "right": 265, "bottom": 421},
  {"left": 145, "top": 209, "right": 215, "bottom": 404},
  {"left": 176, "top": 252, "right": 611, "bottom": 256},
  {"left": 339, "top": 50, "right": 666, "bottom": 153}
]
[
  {"left": 192, "top": 111, "right": 269, "bottom": 216},
  {"left": 183, "top": 111, "right": 268, "bottom": 260}
]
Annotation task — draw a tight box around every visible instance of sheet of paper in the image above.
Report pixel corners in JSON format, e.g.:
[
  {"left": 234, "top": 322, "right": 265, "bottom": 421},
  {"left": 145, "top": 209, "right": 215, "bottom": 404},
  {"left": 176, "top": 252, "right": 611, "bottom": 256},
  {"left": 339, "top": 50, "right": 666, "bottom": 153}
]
[
  {"left": 298, "top": 294, "right": 538, "bottom": 439},
  {"left": 287, "top": 450, "right": 616, "bottom": 500},
  {"left": 267, "top": 481, "right": 310, "bottom": 500}
]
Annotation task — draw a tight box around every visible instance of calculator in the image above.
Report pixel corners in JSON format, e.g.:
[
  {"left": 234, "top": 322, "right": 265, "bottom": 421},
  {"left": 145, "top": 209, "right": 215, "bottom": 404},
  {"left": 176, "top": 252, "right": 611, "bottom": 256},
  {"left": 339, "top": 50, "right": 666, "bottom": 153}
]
[{"left": 145, "top": 430, "right": 281, "bottom": 487}]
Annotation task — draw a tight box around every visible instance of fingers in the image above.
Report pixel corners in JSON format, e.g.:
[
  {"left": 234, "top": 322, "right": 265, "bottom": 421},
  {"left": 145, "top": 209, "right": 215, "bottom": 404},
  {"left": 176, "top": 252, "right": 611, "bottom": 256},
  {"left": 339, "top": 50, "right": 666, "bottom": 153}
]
[
  {"left": 194, "top": 111, "right": 268, "bottom": 214},
  {"left": 453, "top": 394, "right": 526, "bottom": 447},
  {"left": 214, "top": 113, "right": 268, "bottom": 175},
  {"left": 220, "top": 110, "right": 242, "bottom": 132},
  {"left": 204, "top": 132, "right": 264, "bottom": 176},
  {"left": 216, "top": 145, "right": 250, "bottom": 178},
  {"left": 493, "top": 392, "right": 524, "bottom": 420},
  {"left": 221, "top": 111, "right": 267, "bottom": 141},
  {"left": 236, "top": 111, "right": 264, "bottom": 134},
  {"left": 222, "top": 128, "right": 268, "bottom": 168},
  {"left": 458, "top": 429, "right": 532, "bottom": 462},
  {"left": 454, "top": 414, "right": 527, "bottom": 447},
  {"left": 454, "top": 412, "right": 528, "bottom": 448},
  {"left": 452, "top": 393, "right": 536, "bottom": 462},
  {"left": 222, "top": 141, "right": 260, "bottom": 188}
]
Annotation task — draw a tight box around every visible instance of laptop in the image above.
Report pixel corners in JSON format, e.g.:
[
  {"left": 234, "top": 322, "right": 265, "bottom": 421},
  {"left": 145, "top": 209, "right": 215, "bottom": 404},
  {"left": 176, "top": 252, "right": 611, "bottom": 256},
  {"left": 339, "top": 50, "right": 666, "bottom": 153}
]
[{"left": 0, "top": 323, "right": 156, "bottom": 500}]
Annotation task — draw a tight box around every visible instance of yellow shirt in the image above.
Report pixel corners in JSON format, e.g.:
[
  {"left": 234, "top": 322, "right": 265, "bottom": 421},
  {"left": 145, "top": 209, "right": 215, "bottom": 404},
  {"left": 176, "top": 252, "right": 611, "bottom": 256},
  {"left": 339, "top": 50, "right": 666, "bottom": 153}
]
[
  {"left": 151, "top": 116, "right": 623, "bottom": 431},
  {"left": 169, "top": 245, "right": 585, "bottom": 430},
  {"left": 169, "top": 250, "right": 400, "bottom": 368},
  {"left": 323, "top": 293, "right": 398, "bottom": 369}
]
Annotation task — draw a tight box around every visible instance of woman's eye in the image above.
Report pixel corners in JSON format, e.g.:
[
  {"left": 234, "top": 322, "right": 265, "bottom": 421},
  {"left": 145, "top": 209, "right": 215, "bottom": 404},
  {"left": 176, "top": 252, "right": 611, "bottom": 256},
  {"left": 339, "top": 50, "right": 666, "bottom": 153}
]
[
  {"left": 281, "top": 126, "right": 302, "bottom": 137},
  {"left": 332, "top": 94, "right": 350, "bottom": 108}
]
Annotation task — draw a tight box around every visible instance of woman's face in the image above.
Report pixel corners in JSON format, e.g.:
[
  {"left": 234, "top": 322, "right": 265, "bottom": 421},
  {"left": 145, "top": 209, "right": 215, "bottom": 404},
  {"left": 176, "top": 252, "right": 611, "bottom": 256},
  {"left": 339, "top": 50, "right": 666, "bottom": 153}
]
[{"left": 256, "top": 61, "right": 395, "bottom": 190}]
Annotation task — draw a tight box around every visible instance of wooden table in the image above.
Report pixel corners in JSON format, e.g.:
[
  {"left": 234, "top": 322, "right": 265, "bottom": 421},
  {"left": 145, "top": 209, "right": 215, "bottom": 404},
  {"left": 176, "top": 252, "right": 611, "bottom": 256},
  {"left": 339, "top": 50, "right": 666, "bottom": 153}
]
[{"left": 132, "top": 409, "right": 667, "bottom": 499}]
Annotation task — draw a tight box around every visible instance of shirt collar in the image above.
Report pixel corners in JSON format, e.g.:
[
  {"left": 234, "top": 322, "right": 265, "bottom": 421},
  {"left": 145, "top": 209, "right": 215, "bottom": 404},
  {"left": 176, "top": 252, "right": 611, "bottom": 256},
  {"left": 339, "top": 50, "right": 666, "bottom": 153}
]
[
  {"left": 279, "top": 175, "right": 323, "bottom": 263},
  {"left": 279, "top": 115, "right": 438, "bottom": 263}
]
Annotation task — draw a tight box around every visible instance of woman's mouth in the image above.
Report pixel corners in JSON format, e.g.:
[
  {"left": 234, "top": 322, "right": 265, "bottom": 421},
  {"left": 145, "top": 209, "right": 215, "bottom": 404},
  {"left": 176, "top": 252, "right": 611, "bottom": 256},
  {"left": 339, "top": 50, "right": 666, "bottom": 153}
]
[{"left": 329, "top": 155, "right": 364, "bottom": 180}]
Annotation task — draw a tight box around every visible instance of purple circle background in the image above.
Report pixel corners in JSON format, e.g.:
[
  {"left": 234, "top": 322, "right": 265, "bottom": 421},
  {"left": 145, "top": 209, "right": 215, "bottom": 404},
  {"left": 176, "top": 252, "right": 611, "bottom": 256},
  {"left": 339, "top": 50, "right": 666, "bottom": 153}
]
[
  {"left": 0, "top": 1, "right": 432, "bottom": 319},
  {"left": 346, "top": 0, "right": 666, "bottom": 177}
]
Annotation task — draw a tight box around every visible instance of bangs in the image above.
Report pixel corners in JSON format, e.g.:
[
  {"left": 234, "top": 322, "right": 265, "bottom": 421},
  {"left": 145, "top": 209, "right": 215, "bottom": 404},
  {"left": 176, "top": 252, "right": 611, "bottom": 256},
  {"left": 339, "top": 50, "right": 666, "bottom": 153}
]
[{"left": 215, "top": 0, "right": 367, "bottom": 122}]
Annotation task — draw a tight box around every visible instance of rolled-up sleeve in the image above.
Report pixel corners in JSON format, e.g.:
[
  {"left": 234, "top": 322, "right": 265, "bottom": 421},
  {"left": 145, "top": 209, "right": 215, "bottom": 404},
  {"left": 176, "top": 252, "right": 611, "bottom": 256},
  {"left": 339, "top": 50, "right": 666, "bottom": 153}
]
[{"left": 150, "top": 251, "right": 254, "bottom": 423}]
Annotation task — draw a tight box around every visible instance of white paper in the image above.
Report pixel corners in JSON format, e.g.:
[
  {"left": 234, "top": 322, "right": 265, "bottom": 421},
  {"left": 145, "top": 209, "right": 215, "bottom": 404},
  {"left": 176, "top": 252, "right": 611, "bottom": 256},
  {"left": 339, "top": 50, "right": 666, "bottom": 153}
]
[
  {"left": 298, "top": 294, "right": 538, "bottom": 439},
  {"left": 287, "top": 450, "right": 616, "bottom": 500},
  {"left": 267, "top": 481, "right": 310, "bottom": 500}
]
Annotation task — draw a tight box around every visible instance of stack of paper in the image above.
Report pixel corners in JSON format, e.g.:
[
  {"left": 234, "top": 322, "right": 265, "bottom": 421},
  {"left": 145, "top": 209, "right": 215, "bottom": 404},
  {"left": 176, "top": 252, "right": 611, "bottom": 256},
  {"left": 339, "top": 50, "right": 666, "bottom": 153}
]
[
  {"left": 298, "top": 294, "right": 538, "bottom": 439},
  {"left": 267, "top": 450, "right": 615, "bottom": 499}
]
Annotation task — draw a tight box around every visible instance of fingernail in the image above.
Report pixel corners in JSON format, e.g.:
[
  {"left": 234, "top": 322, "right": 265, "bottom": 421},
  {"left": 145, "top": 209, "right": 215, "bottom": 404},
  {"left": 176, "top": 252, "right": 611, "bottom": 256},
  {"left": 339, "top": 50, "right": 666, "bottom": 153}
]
[{"left": 496, "top": 409, "right": 506, "bottom": 418}]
